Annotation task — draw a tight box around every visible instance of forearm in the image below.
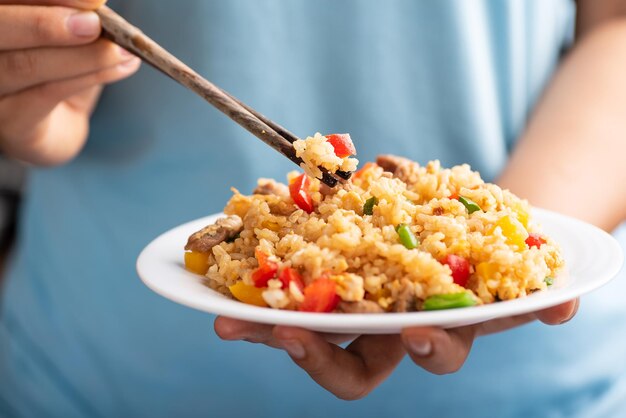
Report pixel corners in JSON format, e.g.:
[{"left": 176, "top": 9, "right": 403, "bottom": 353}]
[{"left": 498, "top": 20, "right": 626, "bottom": 231}]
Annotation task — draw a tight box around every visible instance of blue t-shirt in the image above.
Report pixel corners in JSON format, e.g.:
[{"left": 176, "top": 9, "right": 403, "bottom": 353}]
[{"left": 3, "top": 1, "right": 626, "bottom": 417}]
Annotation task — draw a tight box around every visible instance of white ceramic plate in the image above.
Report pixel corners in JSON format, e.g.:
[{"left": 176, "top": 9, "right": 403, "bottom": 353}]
[{"left": 137, "top": 209, "right": 623, "bottom": 334}]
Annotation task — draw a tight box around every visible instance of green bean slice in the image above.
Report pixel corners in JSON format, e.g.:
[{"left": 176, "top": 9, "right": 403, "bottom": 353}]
[
  {"left": 396, "top": 223, "right": 419, "bottom": 249},
  {"left": 458, "top": 196, "right": 482, "bottom": 214},
  {"left": 423, "top": 292, "right": 477, "bottom": 310},
  {"left": 363, "top": 196, "right": 378, "bottom": 215}
]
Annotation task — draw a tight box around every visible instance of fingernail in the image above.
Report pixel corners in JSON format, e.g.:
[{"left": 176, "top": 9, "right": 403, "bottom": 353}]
[
  {"left": 67, "top": 12, "right": 100, "bottom": 38},
  {"left": 281, "top": 339, "right": 305, "bottom": 360},
  {"left": 560, "top": 300, "right": 580, "bottom": 325},
  {"left": 118, "top": 46, "right": 134, "bottom": 58},
  {"left": 408, "top": 338, "right": 432, "bottom": 357},
  {"left": 118, "top": 57, "right": 141, "bottom": 70}
]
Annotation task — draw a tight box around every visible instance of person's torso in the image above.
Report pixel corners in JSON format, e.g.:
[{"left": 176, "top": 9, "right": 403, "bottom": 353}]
[{"left": 5, "top": 1, "right": 626, "bottom": 417}]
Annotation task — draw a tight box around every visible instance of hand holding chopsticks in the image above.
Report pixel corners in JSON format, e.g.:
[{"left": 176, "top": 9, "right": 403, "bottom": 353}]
[{"left": 95, "top": 6, "right": 350, "bottom": 187}]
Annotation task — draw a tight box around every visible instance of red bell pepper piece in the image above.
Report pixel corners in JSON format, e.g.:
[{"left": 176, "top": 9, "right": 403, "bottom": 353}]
[
  {"left": 252, "top": 249, "right": 279, "bottom": 288},
  {"left": 353, "top": 162, "right": 377, "bottom": 179},
  {"left": 442, "top": 254, "right": 471, "bottom": 287},
  {"left": 289, "top": 173, "right": 314, "bottom": 213},
  {"left": 299, "top": 278, "right": 340, "bottom": 312},
  {"left": 278, "top": 267, "right": 304, "bottom": 292},
  {"left": 525, "top": 233, "right": 547, "bottom": 249},
  {"left": 325, "top": 133, "right": 356, "bottom": 158}
]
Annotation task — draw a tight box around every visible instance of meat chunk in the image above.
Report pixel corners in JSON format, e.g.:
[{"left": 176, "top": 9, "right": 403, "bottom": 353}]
[
  {"left": 393, "top": 163, "right": 421, "bottom": 185},
  {"left": 185, "top": 215, "right": 243, "bottom": 252},
  {"left": 376, "top": 154, "right": 421, "bottom": 186},
  {"left": 337, "top": 300, "right": 385, "bottom": 314},
  {"left": 253, "top": 179, "right": 289, "bottom": 197},
  {"left": 375, "top": 155, "right": 413, "bottom": 175},
  {"left": 392, "top": 279, "right": 416, "bottom": 312}
]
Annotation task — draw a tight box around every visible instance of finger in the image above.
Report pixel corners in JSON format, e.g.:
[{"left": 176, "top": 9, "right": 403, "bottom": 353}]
[
  {"left": 0, "top": 39, "right": 137, "bottom": 97},
  {"left": 273, "top": 326, "right": 405, "bottom": 400},
  {"left": 0, "top": 57, "right": 140, "bottom": 165},
  {"left": 0, "top": 56, "right": 139, "bottom": 124},
  {"left": 535, "top": 299, "right": 579, "bottom": 325},
  {"left": 214, "top": 316, "right": 283, "bottom": 348},
  {"left": 0, "top": 6, "right": 101, "bottom": 50},
  {"left": 459, "top": 299, "right": 580, "bottom": 337},
  {"left": 402, "top": 326, "right": 475, "bottom": 375},
  {"left": 214, "top": 317, "right": 356, "bottom": 348},
  {"left": 0, "top": 1, "right": 106, "bottom": 8},
  {"left": 474, "top": 312, "right": 536, "bottom": 336}
]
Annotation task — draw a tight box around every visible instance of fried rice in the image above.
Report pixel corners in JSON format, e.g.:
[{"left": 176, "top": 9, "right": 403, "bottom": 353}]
[{"left": 185, "top": 141, "right": 563, "bottom": 313}]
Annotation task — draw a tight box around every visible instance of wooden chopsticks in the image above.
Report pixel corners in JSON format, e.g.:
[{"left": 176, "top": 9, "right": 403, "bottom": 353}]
[{"left": 95, "top": 6, "right": 350, "bottom": 187}]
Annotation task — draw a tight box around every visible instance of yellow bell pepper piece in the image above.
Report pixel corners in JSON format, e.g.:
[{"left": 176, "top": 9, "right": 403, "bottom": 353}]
[
  {"left": 261, "top": 219, "right": 281, "bottom": 232},
  {"left": 229, "top": 281, "right": 268, "bottom": 307},
  {"left": 512, "top": 202, "right": 529, "bottom": 229},
  {"left": 365, "top": 288, "right": 391, "bottom": 306},
  {"left": 184, "top": 251, "right": 210, "bottom": 275},
  {"left": 493, "top": 215, "right": 528, "bottom": 250},
  {"left": 476, "top": 262, "right": 498, "bottom": 280}
]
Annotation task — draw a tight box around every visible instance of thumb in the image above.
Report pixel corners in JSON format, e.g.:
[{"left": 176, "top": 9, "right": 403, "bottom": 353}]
[{"left": 535, "top": 299, "right": 579, "bottom": 325}]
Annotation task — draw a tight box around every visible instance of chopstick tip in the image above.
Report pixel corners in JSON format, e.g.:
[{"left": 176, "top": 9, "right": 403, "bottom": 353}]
[
  {"left": 335, "top": 170, "right": 353, "bottom": 181},
  {"left": 320, "top": 171, "right": 338, "bottom": 188}
]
